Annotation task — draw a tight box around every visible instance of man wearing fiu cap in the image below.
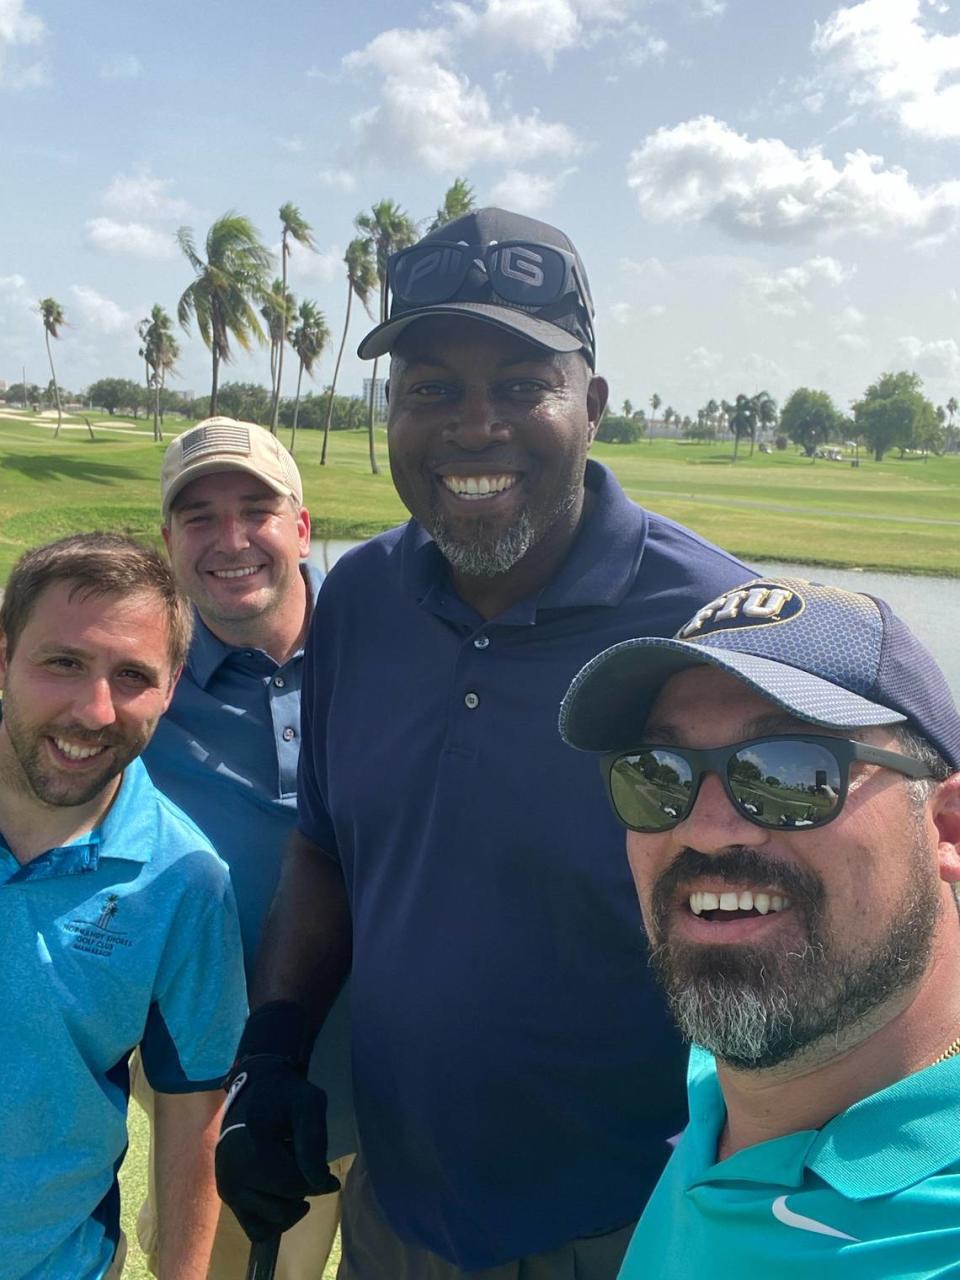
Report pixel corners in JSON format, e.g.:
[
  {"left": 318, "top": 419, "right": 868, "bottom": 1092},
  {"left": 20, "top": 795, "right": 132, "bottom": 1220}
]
[
  {"left": 137, "top": 418, "right": 354, "bottom": 1280},
  {"left": 214, "top": 208, "right": 750, "bottom": 1278},
  {"left": 0, "top": 533, "right": 246, "bottom": 1279},
  {"left": 560, "top": 577, "right": 960, "bottom": 1277}
]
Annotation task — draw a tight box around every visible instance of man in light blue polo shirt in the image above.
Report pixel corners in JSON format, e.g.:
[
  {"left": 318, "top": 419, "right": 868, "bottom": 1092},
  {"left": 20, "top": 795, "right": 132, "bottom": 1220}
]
[
  {"left": 0, "top": 532, "right": 246, "bottom": 1280},
  {"left": 561, "top": 576, "right": 960, "bottom": 1278},
  {"left": 142, "top": 418, "right": 353, "bottom": 1279}
]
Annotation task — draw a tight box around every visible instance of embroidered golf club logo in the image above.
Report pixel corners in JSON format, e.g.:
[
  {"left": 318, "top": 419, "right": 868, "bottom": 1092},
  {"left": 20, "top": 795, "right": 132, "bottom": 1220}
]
[
  {"left": 65, "top": 892, "right": 134, "bottom": 957},
  {"left": 679, "top": 584, "right": 803, "bottom": 640}
]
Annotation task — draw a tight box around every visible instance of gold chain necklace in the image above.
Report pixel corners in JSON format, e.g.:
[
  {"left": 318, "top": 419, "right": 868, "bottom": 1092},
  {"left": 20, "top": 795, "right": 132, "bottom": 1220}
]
[{"left": 931, "top": 1036, "right": 960, "bottom": 1067}]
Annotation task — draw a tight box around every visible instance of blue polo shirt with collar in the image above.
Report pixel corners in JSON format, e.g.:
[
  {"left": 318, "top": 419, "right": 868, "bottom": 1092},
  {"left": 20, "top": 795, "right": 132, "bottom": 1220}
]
[
  {"left": 0, "top": 756, "right": 246, "bottom": 1280},
  {"left": 297, "top": 460, "right": 753, "bottom": 1269},
  {"left": 143, "top": 564, "right": 354, "bottom": 1159},
  {"left": 621, "top": 1045, "right": 960, "bottom": 1280}
]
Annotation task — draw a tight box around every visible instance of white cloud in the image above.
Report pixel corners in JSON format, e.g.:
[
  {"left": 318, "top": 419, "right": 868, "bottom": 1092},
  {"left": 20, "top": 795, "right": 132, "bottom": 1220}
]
[
  {"left": 625, "top": 115, "right": 960, "bottom": 243},
  {"left": 0, "top": 0, "right": 47, "bottom": 88},
  {"left": 316, "top": 167, "right": 357, "bottom": 191},
  {"left": 814, "top": 0, "right": 960, "bottom": 141},
  {"left": 445, "top": 0, "right": 634, "bottom": 64},
  {"left": 628, "top": 31, "right": 668, "bottom": 65},
  {"left": 346, "top": 26, "right": 578, "bottom": 172},
  {"left": 752, "top": 255, "right": 854, "bottom": 316},
  {"left": 694, "top": 0, "right": 725, "bottom": 15},
  {"left": 101, "top": 166, "right": 189, "bottom": 220},
  {"left": 85, "top": 218, "right": 177, "bottom": 260},
  {"left": 609, "top": 301, "right": 633, "bottom": 325},
  {"left": 837, "top": 331, "right": 869, "bottom": 349},
  {"left": 897, "top": 335, "right": 960, "bottom": 379},
  {"left": 278, "top": 136, "right": 304, "bottom": 154},
  {"left": 803, "top": 91, "right": 826, "bottom": 113},
  {"left": 687, "top": 345, "right": 723, "bottom": 371},
  {"left": 834, "top": 303, "right": 865, "bottom": 329},
  {"left": 489, "top": 167, "right": 575, "bottom": 212},
  {"left": 100, "top": 53, "right": 141, "bottom": 80},
  {"left": 285, "top": 241, "right": 342, "bottom": 285},
  {"left": 69, "top": 285, "right": 136, "bottom": 336}
]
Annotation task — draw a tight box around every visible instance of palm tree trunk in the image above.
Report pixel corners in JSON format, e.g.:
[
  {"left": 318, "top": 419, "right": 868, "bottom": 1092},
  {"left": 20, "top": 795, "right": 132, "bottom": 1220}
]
[
  {"left": 367, "top": 355, "right": 380, "bottom": 475},
  {"left": 210, "top": 348, "right": 221, "bottom": 417},
  {"left": 322, "top": 283, "right": 353, "bottom": 466},
  {"left": 290, "top": 359, "right": 305, "bottom": 454},
  {"left": 46, "top": 330, "right": 62, "bottom": 439},
  {"left": 271, "top": 234, "right": 288, "bottom": 434},
  {"left": 154, "top": 377, "right": 162, "bottom": 442}
]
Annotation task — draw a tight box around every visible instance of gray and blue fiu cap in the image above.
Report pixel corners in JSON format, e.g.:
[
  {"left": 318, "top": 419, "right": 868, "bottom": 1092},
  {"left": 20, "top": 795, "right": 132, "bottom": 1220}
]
[{"left": 560, "top": 576, "right": 960, "bottom": 769}]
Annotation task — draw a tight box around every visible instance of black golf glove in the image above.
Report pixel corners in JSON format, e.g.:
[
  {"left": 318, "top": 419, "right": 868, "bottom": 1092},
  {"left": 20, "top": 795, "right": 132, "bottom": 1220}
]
[{"left": 215, "top": 1001, "right": 340, "bottom": 1243}]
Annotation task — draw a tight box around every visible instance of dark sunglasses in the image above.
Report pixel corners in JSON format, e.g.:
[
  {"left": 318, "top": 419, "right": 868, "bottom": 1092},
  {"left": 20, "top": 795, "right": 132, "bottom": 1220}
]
[
  {"left": 601, "top": 735, "right": 933, "bottom": 833},
  {"left": 388, "top": 238, "right": 595, "bottom": 321}
]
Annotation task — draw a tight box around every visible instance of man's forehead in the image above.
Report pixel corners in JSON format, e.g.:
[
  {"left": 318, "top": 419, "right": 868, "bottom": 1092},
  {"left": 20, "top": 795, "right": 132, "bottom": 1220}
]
[
  {"left": 173, "top": 470, "right": 281, "bottom": 506},
  {"left": 391, "top": 316, "right": 563, "bottom": 368}
]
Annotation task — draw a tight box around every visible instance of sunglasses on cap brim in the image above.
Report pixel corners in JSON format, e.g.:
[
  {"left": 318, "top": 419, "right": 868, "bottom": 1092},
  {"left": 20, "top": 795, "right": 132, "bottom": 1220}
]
[
  {"left": 388, "top": 239, "right": 594, "bottom": 337},
  {"left": 600, "top": 735, "right": 933, "bottom": 834}
]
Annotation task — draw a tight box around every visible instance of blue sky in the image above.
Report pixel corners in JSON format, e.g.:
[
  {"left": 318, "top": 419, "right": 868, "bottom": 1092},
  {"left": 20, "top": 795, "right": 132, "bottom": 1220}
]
[{"left": 2, "top": 0, "right": 959, "bottom": 418}]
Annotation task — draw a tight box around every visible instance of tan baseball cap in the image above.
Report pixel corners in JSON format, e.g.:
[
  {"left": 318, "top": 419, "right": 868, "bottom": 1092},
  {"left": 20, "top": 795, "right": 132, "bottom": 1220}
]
[{"left": 161, "top": 417, "right": 304, "bottom": 519}]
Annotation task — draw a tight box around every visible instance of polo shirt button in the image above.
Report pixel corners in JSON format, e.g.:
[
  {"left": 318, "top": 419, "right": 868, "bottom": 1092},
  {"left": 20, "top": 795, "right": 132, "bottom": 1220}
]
[
  {"left": 473, "top": 636, "right": 490, "bottom": 650},
  {"left": 464, "top": 692, "right": 480, "bottom": 710},
  {"left": 282, "top": 727, "right": 296, "bottom": 741},
  {"left": 274, "top": 676, "right": 286, "bottom": 688}
]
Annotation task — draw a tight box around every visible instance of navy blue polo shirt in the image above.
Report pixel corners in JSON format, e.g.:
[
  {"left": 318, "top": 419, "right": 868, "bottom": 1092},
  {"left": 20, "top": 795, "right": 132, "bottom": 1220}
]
[
  {"left": 144, "top": 564, "right": 354, "bottom": 1160},
  {"left": 298, "top": 461, "right": 752, "bottom": 1269}
]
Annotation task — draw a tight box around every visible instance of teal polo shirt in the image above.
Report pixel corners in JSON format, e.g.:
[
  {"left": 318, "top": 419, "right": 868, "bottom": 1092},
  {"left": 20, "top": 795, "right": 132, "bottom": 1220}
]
[
  {"left": 0, "top": 757, "right": 246, "bottom": 1280},
  {"left": 620, "top": 1045, "right": 960, "bottom": 1280}
]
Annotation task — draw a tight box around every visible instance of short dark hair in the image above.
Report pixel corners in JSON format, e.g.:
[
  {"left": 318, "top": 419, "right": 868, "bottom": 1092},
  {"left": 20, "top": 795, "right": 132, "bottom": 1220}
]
[{"left": 1, "top": 533, "right": 192, "bottom": 672}]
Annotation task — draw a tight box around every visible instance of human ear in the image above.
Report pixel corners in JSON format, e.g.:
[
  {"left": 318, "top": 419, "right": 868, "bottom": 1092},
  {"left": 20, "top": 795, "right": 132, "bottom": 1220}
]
[{"left": 931, "top": 773, "right": 960, "bottom": 884}]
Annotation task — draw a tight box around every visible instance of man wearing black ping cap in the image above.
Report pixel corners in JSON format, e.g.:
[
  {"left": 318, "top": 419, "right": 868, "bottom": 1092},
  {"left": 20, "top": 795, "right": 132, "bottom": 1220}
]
[
  {"left": 216, "top": 208, "right": 750, "bottom": 1278},
  {"left": 561, "top": 578, "right": 960, "bottom": 1278}
]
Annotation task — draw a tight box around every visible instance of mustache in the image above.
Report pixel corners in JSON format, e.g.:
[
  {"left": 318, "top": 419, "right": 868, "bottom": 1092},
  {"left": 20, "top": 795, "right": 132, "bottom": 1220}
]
[
  {"left": 651, "top": 846, "right": 825, "bottom": 935},
  {"left": 48, "top": 724, "right": 122, "bottom": 748}
]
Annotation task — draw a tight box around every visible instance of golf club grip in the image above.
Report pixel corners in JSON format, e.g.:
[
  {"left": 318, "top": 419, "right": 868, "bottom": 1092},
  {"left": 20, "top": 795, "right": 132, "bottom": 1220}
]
[{"left": 245, "top": 1234, "right": 280, "bottom": 1280}]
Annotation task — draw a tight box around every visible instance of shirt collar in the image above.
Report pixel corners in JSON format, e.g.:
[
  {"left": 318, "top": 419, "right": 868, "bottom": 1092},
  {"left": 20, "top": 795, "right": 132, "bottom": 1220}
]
[
  {"left": 684, "top": 1047, "right": 960, "bottom": 1198},
  {"left": 399, "top": 462, "right": 647, "bottom": 624},
  {"left": 187, "top": 562, "right": 323, "bottom": 688}
]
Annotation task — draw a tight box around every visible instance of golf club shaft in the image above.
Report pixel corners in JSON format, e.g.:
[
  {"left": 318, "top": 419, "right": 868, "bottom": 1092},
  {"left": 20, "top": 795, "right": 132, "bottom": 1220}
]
[{"left": 245, "top": 1234, "right": 280, "bottom": 1280}]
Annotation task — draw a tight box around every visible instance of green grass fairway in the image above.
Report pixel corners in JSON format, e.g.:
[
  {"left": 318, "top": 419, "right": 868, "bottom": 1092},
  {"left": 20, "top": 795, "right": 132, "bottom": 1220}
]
[{"left": 2, "top": 411, "right": 959, "bottom": 578}]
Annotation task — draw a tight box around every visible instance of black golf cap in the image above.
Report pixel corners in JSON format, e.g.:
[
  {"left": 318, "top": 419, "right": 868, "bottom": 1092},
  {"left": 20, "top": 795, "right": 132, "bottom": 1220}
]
[{"left": 356, "top": 207, "right": 596, "bottom": 367}]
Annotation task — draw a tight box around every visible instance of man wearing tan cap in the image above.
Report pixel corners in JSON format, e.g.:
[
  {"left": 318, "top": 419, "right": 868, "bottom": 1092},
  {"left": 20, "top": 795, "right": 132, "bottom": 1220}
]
[{"left": 136, "top": 417, "right": 354, "bottom": 1280}]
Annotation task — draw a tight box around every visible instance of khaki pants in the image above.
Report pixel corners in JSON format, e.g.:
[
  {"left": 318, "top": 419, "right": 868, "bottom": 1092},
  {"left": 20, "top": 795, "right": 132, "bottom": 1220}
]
[
  {"left": 130, "top": 1050, "right": 352, "bottom": 1279},
  {"left": 338, "top": 1153, "right": 636, "bottom": 1280}
]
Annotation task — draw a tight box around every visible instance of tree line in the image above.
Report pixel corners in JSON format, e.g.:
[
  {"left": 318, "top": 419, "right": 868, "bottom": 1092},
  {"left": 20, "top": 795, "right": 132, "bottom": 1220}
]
[
  {"left": 597, "top": 381, "right": 959, "bottom": 462},
  {"left": 30, "top": 180, "right": 478, "bottom": 469}
]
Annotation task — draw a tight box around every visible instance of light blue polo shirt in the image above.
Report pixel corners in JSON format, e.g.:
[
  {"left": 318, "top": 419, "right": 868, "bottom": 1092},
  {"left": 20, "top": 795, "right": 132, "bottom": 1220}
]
[
  {"left": 143, "top": 564, "right": 355, "bottom": 1160},
  {"left": 0, "top": 756, "right": 246, "bottom": 1280},
  {"left": 620, "top": 1045, "right": 960, "bottom": 1280}
]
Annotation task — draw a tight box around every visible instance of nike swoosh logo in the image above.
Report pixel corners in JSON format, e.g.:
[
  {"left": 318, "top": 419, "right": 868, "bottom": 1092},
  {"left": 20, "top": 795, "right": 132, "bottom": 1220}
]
[{"left": 772, "top": 1195, "right": 861, "bottom": 1242}]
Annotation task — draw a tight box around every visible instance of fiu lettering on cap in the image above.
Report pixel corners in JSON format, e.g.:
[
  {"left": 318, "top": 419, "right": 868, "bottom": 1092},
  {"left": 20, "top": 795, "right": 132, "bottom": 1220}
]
[{"left": 678, "top": 583, "right": 802, "bottom": 640}]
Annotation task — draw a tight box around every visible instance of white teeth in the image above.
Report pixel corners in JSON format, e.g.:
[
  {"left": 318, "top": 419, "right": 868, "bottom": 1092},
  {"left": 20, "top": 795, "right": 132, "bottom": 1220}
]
[
  {"left": 442, "top": 474, "right": 516, "bottom": 500},
  {"left": 686, "top": 889, "right": 791, "bottom": 917},
  {"left": 54, "top": 739, "right": 104, "bottom": 760},
  {"left": 212, "top": 566, "right": 260, "bottom": 579}
]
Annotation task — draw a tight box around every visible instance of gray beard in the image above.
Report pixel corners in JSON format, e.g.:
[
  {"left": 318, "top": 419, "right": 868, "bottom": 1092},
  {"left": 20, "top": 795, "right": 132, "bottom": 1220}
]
[
  {"left": 431, "top": 509, "right": 535, "bottom": 578},
  {"left": 650, "top": 838, "right": 940, "bottom": 1070}
]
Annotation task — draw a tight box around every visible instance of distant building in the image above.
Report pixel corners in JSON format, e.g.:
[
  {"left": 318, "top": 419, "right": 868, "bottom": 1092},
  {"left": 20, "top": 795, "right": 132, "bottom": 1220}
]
[{"left": 362, "top": 377, "right": 388, "bottom": 422}]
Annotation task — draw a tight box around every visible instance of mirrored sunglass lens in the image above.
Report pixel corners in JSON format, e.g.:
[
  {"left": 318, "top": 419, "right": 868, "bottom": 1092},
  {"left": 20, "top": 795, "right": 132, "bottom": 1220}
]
[
  {"left": 611, "top": 750, "right": 695, "bottom": 830},
  {"left": 488, "top": 244, "right": 567, "bottom": 303},
  {"left": 392, "top": 245, "right": 470, "bottom": 303},
  {"left": 728, "top": 741, "right": 842, "bottom": 828}
]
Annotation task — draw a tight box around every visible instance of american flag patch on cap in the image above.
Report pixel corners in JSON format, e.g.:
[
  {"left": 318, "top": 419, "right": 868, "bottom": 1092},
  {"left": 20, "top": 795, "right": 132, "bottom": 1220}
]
[{"left": 181, "top": 423, "right": 252, "bottom": 459}]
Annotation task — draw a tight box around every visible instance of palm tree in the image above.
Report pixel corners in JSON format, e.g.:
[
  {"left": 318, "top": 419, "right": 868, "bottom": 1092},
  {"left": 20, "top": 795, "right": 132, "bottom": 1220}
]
[
  {"left": 262, "top": 277, "right": 297, "bottom": 419},
  {"left": 948, "top": 397, "right": 958, "bottom": 428},
  {"left": 428, "top": 178, "right": 477, "bottom": 232},
  {"left": 138, "top": 304, "right": 180, "bottom": 442},
  {"left": 649, "top": 392, "right": 661, "bottom": 445},
  {"left": 39, "top": 297, "right": 65, "bottom": 438},
  {"left": 271, "top": 203, "right": 316, "bottom": 433},
  {"left": 322, "top": 237, "right": 376, "bottom": 466},
  {"left": 729, "top": 394, "right": 754, "bottom": 461},
  {"left": 749, "top": 390, "right": 777, "bottom": 457},
  {"left": 622, "top": 398, "right": 633, "bottom": 418},
  {"left": 177, "top": 212, "right": 273, "bottom": 417},
  {"left": 288, "top": 300, "right": 329, "bottom": 455},
  {"left": 355, "top": 199, "right": 417, "bottom": 474}
]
